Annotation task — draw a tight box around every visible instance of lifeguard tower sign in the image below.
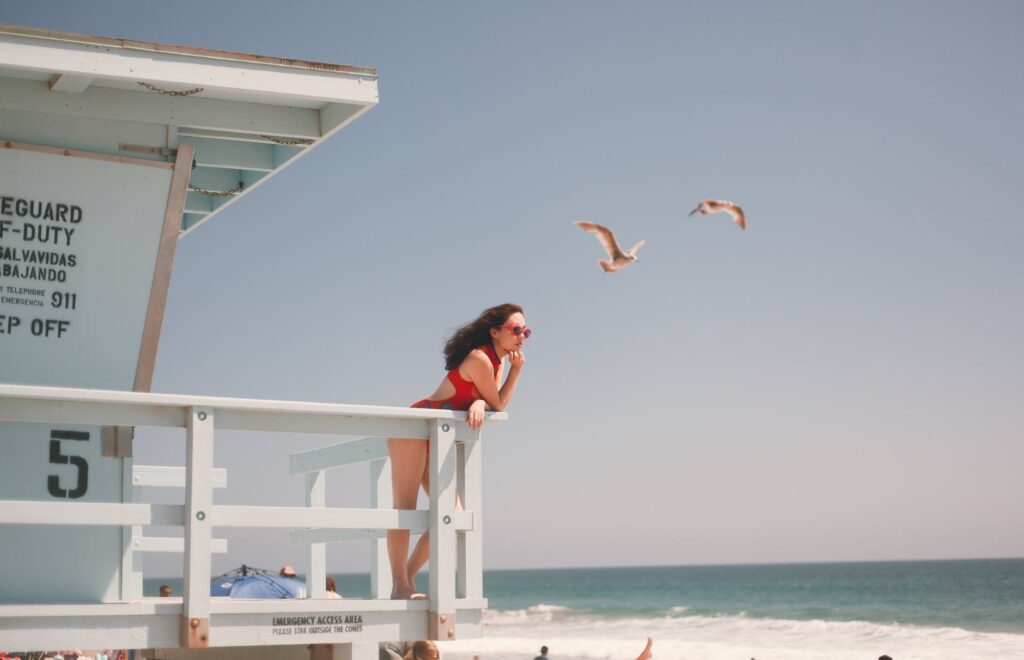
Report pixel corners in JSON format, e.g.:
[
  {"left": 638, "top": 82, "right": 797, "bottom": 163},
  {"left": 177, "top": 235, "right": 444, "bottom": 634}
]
[
  {"left": 0, "top": 22, "right": 376, "bottom": 607},
  {"left": 0, "top": 141, "right": 195, "bottom": 603}
]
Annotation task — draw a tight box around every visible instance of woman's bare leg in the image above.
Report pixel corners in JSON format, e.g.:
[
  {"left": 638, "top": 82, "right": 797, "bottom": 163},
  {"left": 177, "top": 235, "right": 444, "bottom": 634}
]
[
  {"left": 405, "top": 467, "right": 431, "bottom": 585},
  {"left": 405, "top": 470, "right": 463, "bottom": 585},
  {"left": 386, "top": 437, "right": 427, "bottom": 599}
]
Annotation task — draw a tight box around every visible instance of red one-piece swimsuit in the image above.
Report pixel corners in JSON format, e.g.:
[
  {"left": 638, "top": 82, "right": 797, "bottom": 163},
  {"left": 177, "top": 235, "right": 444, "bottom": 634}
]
[{"left": 410, "top": 343, "right": 501, "bottom": 411}]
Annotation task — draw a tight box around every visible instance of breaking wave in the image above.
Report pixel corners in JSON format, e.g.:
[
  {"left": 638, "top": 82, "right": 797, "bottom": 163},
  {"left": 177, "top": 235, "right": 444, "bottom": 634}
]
[{"left": 444, "top": 604, "right": 1024, "bottom": 660}]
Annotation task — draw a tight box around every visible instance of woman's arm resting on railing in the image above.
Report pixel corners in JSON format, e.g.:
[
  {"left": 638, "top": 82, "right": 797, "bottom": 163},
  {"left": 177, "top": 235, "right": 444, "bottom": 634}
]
[{"left": 465, "top": 350, "right": 524, "bottom": 428}]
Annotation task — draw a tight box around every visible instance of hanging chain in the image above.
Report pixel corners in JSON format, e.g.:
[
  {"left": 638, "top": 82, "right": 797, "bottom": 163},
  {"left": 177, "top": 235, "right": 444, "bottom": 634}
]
[
  {"left": 188, "top": 181, "right": 244, "bottom": 197},
  {"left": 260, "top": 134, "right": 315, "bottom": 146},
  {"left": 137, "top": 81, "right": 205, "bottom": 96}
]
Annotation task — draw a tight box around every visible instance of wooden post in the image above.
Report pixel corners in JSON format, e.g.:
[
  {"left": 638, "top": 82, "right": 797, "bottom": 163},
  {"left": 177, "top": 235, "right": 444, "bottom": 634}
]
[
  {"left": 119, "top": 454, "right": 143, "bottom": 600},
  {"left": 307, "top": 469, "right": 327, "bottom": 598},
  {"left": 182, "top": 406, "right": 213, "bottom": 648},
  {"left": 369, "top": 457, "right": 393, "bottom": 599},
  {"left": 457, "top": 435, "right": 483, "bottom": 599},
  {"left": 428, "top": 419, "right": 457, "bottom": 640}
]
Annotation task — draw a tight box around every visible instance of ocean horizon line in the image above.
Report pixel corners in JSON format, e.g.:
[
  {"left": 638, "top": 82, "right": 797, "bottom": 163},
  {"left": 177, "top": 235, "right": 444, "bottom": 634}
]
[
  {"left": 150, "top": 555, "right": 1024, "bottom": 582},
  {"left": 479, "top": 554, "right": 1024, "bottom": 573}
]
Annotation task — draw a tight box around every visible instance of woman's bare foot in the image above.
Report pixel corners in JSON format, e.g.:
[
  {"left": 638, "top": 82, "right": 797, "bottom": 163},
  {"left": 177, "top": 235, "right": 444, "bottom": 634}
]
[
  {"left": 636, "top": 637, "right": 653, "bottom": 660},
  {"left": 390, "top": 587, "right": 428, "bottom": 600}
]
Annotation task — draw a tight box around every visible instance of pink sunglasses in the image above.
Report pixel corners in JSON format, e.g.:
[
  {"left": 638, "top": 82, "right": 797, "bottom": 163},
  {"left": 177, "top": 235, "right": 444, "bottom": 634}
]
[{"left": 500, "top": 322, "right": 532, "bottom": 339}]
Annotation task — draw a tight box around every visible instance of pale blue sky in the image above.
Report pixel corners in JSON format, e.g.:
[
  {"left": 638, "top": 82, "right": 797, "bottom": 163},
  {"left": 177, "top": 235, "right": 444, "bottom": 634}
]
[{"left": 3, "top": 1, "right": 1022, "bottom": 574}]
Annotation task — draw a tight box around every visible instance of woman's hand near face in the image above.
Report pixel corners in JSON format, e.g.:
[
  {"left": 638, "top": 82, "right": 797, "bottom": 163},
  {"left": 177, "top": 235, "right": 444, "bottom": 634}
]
[
  {"left": 467, "top": 399, "right": 486, "bottom": 430},
  {"left": 508, "top": 350, "right": 526, "bottom": 371}
]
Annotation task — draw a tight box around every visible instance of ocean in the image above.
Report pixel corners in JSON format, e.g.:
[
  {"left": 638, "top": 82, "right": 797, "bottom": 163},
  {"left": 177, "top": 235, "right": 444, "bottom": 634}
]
[{"left": 146, "top": 558, "right": 1024, "bottom": 660}]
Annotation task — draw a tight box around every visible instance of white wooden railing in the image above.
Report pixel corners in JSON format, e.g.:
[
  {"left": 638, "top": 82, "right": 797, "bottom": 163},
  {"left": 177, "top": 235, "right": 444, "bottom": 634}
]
[{"left": 0, "top": 383, "right": 503, "bottom": 653}]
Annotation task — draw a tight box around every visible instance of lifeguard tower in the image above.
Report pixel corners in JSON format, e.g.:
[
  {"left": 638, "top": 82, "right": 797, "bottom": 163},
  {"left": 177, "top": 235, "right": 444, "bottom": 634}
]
[{"left": 0, "top": 25, "right": 500, "bottom": 659}]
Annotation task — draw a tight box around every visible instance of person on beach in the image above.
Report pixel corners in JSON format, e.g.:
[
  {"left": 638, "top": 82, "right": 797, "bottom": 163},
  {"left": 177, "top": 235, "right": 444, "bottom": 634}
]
[
  {"left": 159, "top": 584, "right": 172, "bottom": 597},
  {"left": 534, "top": 646, "right": 549, "bottom": 660},
  {"left": 387, "top": 303, "right": 529, "bottom": 599},
  {"left": 380, "top": 641, "right": 409, "bottom": 660},
  {"left": 405, "top": 640, "right": 440, "bottom": 660},
  {"left": 325, "top": 576, "right": 342, "bottom": 599},
  {"left": 636, "top": 637, "right": 653, "bottom": 660}
]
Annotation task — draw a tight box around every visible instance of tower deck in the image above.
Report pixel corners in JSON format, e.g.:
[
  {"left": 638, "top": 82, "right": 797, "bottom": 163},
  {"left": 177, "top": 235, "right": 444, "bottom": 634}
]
[{"left": 0, "top": 383, "right": 502, "bottom": 657}]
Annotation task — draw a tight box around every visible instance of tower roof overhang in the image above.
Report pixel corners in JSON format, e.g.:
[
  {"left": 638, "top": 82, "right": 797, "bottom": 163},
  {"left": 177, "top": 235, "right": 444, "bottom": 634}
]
[{"left": 0, "top": 23, "right": 378, "bottom": 235}]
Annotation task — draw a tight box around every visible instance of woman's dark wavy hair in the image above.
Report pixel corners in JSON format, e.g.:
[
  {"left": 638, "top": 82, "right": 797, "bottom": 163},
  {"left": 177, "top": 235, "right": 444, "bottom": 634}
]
[{"left": 443, "top": 303, "right": 523, "bottom": 371}]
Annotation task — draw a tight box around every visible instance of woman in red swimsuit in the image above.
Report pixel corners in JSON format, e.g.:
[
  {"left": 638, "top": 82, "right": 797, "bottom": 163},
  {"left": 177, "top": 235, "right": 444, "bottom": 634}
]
[{"left": 388, "top": 303, "right": 529, "bottom": 599}]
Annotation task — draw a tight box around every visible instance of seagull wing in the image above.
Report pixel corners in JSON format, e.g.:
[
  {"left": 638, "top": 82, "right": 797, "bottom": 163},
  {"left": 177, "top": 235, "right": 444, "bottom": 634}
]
[
  {"left": 725, "top": 203, "right": 746, "bottom": 229},
  {"left": 710, "top": 200, "right": 745, "bottom": 229},
  {"left": 627, "top": 239, "right": 645, "bottom": 257},
  {"left": 574, "top": 221, "right": 624, "bottom": 258},
  {"left": 703, "top": 199, "right": 746, "bottom": 229}
]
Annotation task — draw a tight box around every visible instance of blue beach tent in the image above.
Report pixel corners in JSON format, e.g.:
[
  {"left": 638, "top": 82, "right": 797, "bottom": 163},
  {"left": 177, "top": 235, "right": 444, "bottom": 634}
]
[{"left": 210, "top": 565, "right": 307, "bottom": 599}]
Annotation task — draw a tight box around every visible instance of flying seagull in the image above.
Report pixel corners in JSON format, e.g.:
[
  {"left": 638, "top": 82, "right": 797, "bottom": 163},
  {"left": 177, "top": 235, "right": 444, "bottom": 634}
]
[
  {"left": 688, "top": 199, "right": 746, "bottom": 230},
  {"left": 574, "top": 221, "right": 645, "bottom": 272}
]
